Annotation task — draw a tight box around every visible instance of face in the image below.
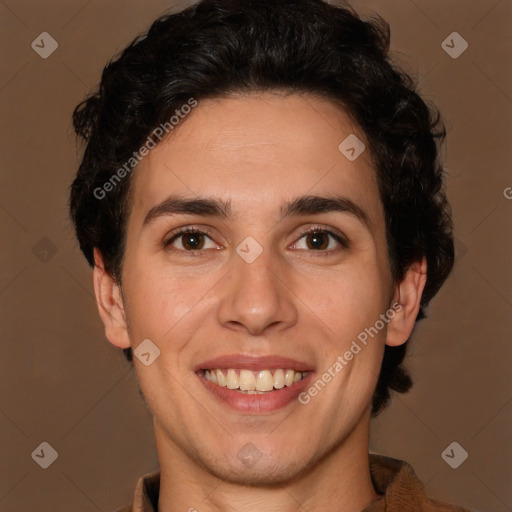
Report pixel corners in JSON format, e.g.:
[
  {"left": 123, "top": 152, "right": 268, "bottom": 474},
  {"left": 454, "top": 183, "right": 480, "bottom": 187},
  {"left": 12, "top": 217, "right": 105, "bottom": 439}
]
[{"left": 109, "top": 93, "right": 399, "bottom": 485}]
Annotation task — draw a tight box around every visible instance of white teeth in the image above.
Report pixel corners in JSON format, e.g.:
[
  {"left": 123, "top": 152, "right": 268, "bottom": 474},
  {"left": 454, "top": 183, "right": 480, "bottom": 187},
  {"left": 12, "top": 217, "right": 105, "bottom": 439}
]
[
  {"left": 256, "top": 370, "right": 274, "bottom": 391},
  {"left": 226, "top": 369, "right": 239, "bottom": 389},
  {"left": 203, "top": 368, "right": 306, "bottom": 391},
  {"left": 239, "top": 369, "right": 256, "bottom": 391},
  {"left": 215, "top": 369, "right": 226, "bottom": 387},
  {"left": 273, "top": 369, "right": 285, "bottom": 389}
]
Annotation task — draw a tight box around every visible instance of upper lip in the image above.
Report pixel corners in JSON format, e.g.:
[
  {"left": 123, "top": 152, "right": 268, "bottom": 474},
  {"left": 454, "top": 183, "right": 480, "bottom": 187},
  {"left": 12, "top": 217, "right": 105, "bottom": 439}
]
[{"left": 194, "top": 354, "right": 314, "bottom": 372}]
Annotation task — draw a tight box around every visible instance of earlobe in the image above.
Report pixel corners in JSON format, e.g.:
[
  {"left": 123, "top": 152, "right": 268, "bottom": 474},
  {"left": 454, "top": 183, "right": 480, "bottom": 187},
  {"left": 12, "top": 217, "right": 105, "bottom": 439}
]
[
  {"left": 385, "top": 257, "right": 427, "bottom": 347},
  {"left": 92, "top": 248, "right": 131, "bottom": 349}
]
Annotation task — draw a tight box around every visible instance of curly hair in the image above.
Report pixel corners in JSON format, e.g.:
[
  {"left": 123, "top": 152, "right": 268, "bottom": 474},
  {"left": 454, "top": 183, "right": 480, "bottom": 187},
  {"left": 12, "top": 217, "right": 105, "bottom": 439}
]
[{"left": 69, "top": 0, "right": 454, "bottom": 416}]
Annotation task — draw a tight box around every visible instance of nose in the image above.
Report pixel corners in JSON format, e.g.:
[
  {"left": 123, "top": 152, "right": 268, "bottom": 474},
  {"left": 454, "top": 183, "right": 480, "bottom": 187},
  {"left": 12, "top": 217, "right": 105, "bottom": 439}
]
[{"left": 216, "top": 245, "right": 299, "bottom": 336}]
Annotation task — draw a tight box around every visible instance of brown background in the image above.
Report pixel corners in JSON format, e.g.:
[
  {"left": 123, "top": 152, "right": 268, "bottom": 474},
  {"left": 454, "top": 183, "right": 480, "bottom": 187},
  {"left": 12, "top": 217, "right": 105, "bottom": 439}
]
[{"left": 1, "top": 0, "right": 511, "bottom": 511}]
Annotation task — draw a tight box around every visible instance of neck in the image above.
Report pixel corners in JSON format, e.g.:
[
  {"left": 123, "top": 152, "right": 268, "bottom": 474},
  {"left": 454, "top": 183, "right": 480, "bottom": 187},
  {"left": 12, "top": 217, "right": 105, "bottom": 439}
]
[{"left": 156, "top": 410, "right": 380, "bottom": 512}]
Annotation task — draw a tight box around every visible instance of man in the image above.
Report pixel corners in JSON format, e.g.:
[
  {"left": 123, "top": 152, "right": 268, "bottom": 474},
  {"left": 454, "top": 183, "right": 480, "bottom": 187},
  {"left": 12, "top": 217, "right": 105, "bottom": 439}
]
[{"left": 69, "top": 0, "right": 468, "bottom": 510}]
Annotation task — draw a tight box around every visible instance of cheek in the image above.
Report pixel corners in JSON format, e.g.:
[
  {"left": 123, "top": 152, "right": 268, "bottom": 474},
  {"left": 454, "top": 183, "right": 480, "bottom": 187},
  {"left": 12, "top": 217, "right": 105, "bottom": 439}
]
[
  {"left": 123, "top": 263, "right": 191, "bottom": 342},
  {"left": 309, "top": 264, "right": 390, "bottom": 338},
  {"left": 123, "top": 259, "right": 226, "bottom": 364}
]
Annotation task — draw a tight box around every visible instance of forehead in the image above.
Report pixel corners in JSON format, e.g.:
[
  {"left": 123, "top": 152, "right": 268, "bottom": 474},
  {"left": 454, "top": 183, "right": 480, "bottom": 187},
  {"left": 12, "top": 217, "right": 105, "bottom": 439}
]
[{"left": 129, "top": 92, "right": 381, "bottom": 226}]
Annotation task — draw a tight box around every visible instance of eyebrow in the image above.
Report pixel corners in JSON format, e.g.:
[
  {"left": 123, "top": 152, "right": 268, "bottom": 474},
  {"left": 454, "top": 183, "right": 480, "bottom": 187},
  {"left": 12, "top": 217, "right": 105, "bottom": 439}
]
[{"left": 142, "top": 194, "right": 372, "bottom": 230}]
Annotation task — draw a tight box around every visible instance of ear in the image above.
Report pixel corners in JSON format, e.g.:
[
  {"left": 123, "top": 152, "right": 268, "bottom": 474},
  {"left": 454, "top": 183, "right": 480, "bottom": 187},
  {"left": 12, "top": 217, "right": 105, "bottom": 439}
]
[
  {"left": 92, "top": 248, "right": 131, "bottom": 349},
  {"left": 385, "top": 257, "right": 427, "bottom": 347}
]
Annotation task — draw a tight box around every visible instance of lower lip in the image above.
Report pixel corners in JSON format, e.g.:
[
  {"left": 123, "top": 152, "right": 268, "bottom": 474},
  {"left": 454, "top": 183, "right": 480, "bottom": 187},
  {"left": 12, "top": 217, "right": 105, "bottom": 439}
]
[{"left": 198, "top": 371, "right": 314, "bottom": 413}]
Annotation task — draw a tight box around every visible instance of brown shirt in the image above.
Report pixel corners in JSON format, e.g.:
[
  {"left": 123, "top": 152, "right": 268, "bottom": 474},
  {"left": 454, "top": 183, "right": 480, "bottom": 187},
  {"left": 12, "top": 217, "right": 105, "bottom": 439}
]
[{"left": 115, "top": 453, "right": 471, "bottom": 512}]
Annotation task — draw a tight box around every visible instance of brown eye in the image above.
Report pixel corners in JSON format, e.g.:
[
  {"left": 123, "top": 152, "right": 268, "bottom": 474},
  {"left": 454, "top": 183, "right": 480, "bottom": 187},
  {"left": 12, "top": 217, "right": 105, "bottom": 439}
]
[
  {"left": 305, "top": 232, "right": 330, "bottom": 250},
  {"left": 180, "top": 232, "right": 205, "bottom": 250},
  {"left": 293, "top": 227, "right": 349, "bottom": 253},
  {"left": 164, "top": 228, "right": 219, "bottom": 252}
]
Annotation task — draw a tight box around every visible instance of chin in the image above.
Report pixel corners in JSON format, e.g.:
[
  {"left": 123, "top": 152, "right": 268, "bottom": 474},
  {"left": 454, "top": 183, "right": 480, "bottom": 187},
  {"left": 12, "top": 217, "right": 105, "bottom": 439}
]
[
  {"left": 198, "top": 443, "right": 324, "bottom": 487},
  {"left": 210, "top": 459, "right": 307, "bottom": 488}
]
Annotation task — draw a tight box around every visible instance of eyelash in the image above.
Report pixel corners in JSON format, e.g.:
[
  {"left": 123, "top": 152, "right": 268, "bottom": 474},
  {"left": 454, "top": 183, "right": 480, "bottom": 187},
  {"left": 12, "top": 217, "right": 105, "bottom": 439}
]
[{"left": 163, "top": 225, "right": 349, "bottom": 256}]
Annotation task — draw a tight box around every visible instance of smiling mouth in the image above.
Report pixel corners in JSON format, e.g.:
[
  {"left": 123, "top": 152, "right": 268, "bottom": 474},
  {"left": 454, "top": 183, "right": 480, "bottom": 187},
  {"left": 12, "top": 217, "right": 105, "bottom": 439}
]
[{"left": 201, "top": 368, "right": 307, "bottom": 394}]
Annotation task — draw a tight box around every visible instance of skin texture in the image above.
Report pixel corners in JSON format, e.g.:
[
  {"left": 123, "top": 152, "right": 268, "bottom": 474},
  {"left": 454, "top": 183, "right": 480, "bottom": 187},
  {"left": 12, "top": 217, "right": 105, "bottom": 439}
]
[{"left": 93, "top": 92, "right": 426, "bottom": 512}]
